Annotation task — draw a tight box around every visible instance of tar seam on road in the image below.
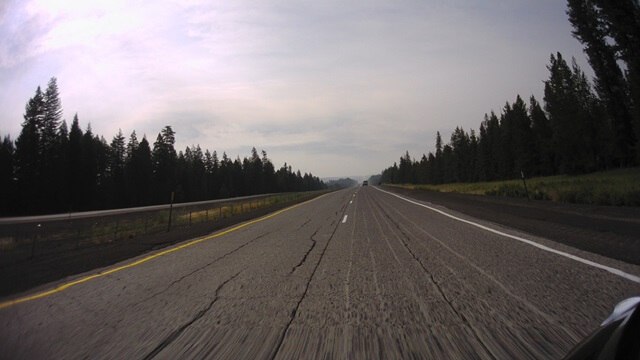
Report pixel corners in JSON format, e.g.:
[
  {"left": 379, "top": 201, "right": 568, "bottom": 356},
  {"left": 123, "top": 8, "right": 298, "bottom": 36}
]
[
  {"left": 374, "top": 187, "right": 640, "bottom": 284},
  {"left": 0, "top": 193, "right": 332, "bottom": 310}
]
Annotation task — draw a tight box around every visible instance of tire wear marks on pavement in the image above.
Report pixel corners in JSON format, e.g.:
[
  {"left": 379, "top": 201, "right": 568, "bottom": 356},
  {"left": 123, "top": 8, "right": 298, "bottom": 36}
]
[
  {"left": 270, "top": 195, "right": 352, "bottom": 360},
  {"left": 374, "top": 194, "right": 582, "bottom": 343},
  {"left": 344, "top": 195, "right": 358, "bottom": 318},
  {"left": 375, "top": 187, "right": 640, "bottom": 283},
  {"left": 359, "top": 199, "right": 385, "bottom": 311},
  {"left": 363, "top": 191, "right": 445, "bottom": 329},
  {"left": 371, "top": 190, "right": 587, "bottom": 357},
  {"left": 143, "top": 270, "right": 244, "bottom": 360},
  {"left": 370, "top": 196, "right": 498, "bottom": 359}
]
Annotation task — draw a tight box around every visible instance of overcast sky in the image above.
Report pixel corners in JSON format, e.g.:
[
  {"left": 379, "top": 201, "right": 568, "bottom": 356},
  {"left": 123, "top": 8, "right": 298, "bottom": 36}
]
[{"left": 0, "top": 0, "right": 590, "bottom": 178}]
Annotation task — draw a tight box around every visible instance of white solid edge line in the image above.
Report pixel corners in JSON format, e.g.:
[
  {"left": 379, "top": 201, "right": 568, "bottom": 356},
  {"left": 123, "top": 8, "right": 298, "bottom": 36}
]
[
  {"left": 373, "top": 186, "right": 640, "bottom": 284},
  {"left": 342, "top": 215, "right": 348, "bottom": 224}
]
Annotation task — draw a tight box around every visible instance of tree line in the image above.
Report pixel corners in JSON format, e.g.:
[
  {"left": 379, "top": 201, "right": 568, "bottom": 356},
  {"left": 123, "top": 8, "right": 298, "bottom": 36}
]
[
  {"left": 381, "top": 0, "right": 640, "bottom": 185},
  {"left": 0, "top": 78, "right": 326, "bottom": 216}
]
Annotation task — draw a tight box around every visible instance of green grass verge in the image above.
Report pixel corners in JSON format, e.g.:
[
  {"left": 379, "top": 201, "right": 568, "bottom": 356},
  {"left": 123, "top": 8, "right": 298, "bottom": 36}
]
[{"left": 387, "top": 167, "right": 640, "bottom": 206}]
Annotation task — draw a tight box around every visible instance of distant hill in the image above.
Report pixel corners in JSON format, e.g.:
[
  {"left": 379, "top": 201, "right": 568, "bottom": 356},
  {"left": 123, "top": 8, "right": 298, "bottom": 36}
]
[
  {"left": 325, "top": 178, "right": 358, "bottom": 189},
  {"left": 322, "top": 175, "right": 369, "bottom": 183}
]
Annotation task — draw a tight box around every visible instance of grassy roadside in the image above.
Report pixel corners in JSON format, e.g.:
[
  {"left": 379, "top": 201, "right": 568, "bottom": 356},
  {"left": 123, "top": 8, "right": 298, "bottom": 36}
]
[{"left": 387, "top": 167, "right": 640, "bottom": 206}]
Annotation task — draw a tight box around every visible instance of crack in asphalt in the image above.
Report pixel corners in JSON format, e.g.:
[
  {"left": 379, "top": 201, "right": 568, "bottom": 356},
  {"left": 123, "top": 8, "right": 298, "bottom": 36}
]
[
  {"left": 372, "top": 199, "right": 498, "bottom": 359},
  {"left": 270, "top": 191, "right": 353, "bottom": 360},
  {"left": 289, "top": 228, "right": 319, "bottom": 276},
  {"left": 129, "top": 231, "right": 273, "bottom": 309},
  {"left": 296, "top": 218, "right": 312, "bottom": 230},
  {"left": 142, "top": 270, "right": 244, "bottom": 360}
]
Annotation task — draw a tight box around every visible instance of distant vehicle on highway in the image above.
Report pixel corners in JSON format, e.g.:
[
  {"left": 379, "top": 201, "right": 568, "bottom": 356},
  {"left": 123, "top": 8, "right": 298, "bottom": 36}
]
[{"left": 362, "top": 181, "right": 368, "bottom": 186}]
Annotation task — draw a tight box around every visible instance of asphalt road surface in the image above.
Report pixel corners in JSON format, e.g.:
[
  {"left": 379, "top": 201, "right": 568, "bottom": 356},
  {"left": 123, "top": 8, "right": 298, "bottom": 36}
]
[{"left": 1, "top": 186, "right": 639, "bottom": 359}]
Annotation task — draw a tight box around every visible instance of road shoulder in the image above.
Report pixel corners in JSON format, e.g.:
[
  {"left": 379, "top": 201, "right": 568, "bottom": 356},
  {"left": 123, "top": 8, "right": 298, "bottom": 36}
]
[{"left": 379, "top": 185, "right": 640, "bottom": 265}]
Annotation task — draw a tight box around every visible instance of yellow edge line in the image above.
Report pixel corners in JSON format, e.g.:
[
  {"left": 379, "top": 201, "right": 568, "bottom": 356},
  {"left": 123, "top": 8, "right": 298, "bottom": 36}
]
[{"left": 0, "top": 193, "right": 329, "bottom": 310}]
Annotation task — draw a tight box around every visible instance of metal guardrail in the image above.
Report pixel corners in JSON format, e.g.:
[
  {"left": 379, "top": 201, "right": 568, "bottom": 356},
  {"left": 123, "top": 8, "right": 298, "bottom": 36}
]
[
  {"left": 0, "top": 191, "right": 324, "bottom": 264},
  {"left": 0, "top": 192, "right": 289, "bottom": 225}
]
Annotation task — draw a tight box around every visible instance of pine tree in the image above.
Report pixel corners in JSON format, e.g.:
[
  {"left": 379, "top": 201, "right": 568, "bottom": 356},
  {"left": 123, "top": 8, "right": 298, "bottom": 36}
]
[
  {"left": 36, "top": 78, "right": 65, "bottom": 211},
  {"left": 529, "top": 96, "right": 554, "bottom": 175},
  {"left": 130, "top": 136, "right": 153, "bottom": 206},
  {"left": 93, "top": 135, "right": 111, "bottom": 208},
  {"left": 41, "top": 77, "right": 63, "bottom": 156},
  {"left": 126, "top": 131, "right": 139, "bottom": 160},
  {"left": 478, "top": 116, "right": 492, "bottom": 181},
  {"left": 67, "top": 114, "right": 83, "bottom": 211},
  {"left": 426, "top": 152, "right": 436, "bottom": 184},
  {"left": 108, "top": 129, "right": 126, "bottom": 207},
  {"left": 510, "top": 95, "right": 535, "bottom": 177},
  {"left": 14, "top": 87, "right": 45, "bottom": 213},
  {"left": 0, "top": 135, "right": 15, "bottom": 215},
  {"left": 441, "top": 144, "right": 454, "bottom": 183},
  {"left": 78, "top": 124, "right": 98, "bottom": 210},
  {"left": 55, "top": 120, "right": 70, "bottom": 211},
  {"left": 485, "top": 111, "right": 502, "bottom": 180},
  {"left": 449, "top": 127, "right": 471, "bottom": 182},
  {"left": 469, "top": 129, "right": 480, "bottom": 182},
  {"left": 398, "top": 151, "right": 413, "bottom": 183},
  {"left": 219, "top": 152, "right": 232, "bottom": 198},
  {"left": 434, "top": 131, "right": 444, "bottom": 184},
  {"left": 152, "top": 126, "right": 177, "bottom": 203},
  {"left": 567, "top": 0, "right": 636, "bottom": 166},
  {"left": 262, "top": 150, "right": 275, "bottom": 193},
  {"left": 204, "top": 150, "right": 219, "bottom": 199},
  {"left": 591, "top": 0, "right": 640, "bottom": 161},
  {"left": 544, "top": 53, "right": 602, "bottom": 173}
]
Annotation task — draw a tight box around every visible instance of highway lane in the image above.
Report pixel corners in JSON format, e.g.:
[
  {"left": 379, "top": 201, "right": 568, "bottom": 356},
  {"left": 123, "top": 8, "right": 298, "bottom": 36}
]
[{"left": 1, "top": 186, "right": 639, "bottom": 359}]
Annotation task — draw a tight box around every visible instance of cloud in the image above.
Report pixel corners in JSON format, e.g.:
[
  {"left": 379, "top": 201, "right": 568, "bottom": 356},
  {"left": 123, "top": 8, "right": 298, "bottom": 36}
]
[{"left": 0, "top": 0, "right": 589, "bottom": 177}]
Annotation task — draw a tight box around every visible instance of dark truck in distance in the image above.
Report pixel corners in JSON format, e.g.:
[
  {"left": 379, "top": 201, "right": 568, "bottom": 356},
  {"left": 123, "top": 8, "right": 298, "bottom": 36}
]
[{"left": 362, "top": 181, "right": 368, "bottom": 186}]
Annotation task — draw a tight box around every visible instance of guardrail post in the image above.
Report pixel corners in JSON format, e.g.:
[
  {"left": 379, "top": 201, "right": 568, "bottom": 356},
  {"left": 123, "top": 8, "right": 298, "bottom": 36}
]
[
  {"left": 206, "top": 209, "right": 209, "bottom": 222},
  {"left": 168, "top": 192, "right": 175, "bottom": 232},
  {"left": 31, "top": 224, "right": 41, "bottom": 259},
  {"left": 145, "top": 218, "right": 148, "bottom": 234},
  {"left": 521, "top": 171, "right": 531, "bottom": 202},
  {"left": 76, "top": 229, "right": 81, "bottom": 249}
]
